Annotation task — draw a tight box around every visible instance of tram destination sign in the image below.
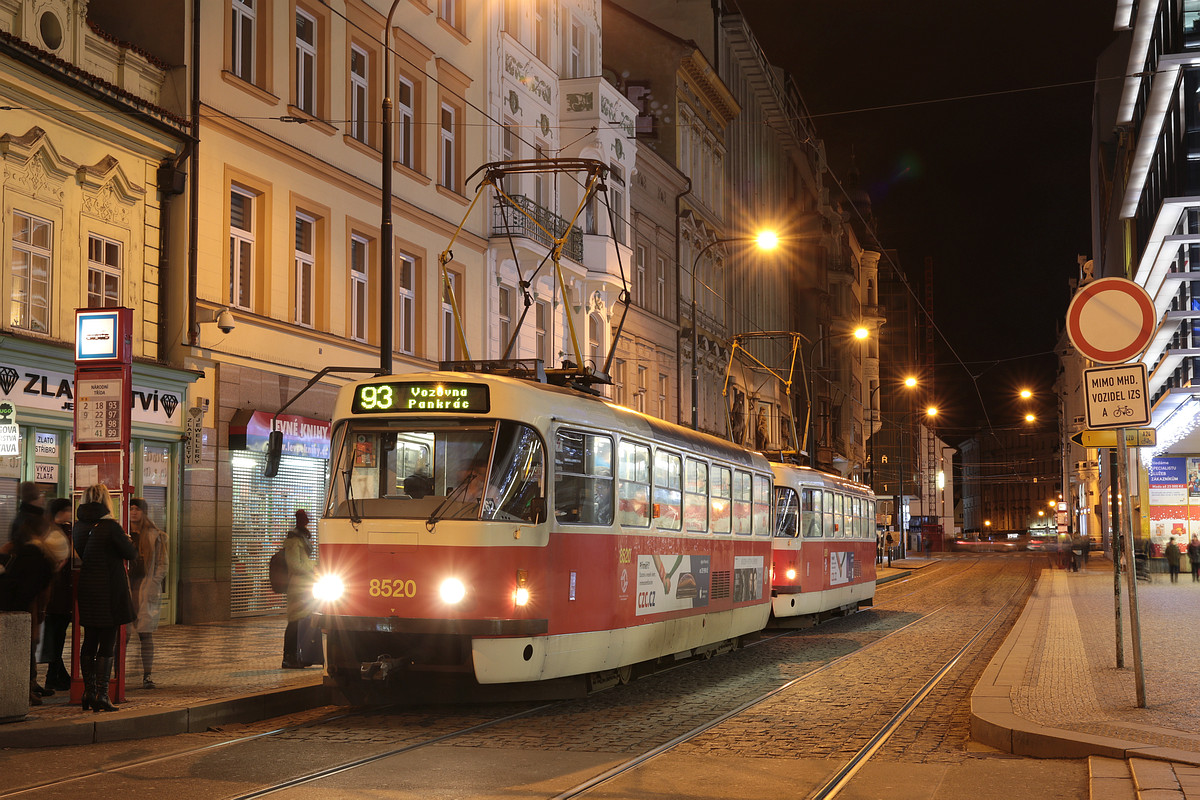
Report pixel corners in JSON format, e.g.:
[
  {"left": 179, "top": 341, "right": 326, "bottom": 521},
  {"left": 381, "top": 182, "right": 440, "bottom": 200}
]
[
  {"left": 352, "top": 382, "right": 490, "bottom": 414},
  {"left": 1083, "top": 363, "right": 1150, "bottom": 430}
]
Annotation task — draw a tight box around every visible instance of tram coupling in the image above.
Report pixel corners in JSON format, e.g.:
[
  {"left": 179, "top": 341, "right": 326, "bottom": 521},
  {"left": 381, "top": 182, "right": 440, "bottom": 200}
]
[{"left": 360, "top": 654, "right": 412, "bottom": 681}]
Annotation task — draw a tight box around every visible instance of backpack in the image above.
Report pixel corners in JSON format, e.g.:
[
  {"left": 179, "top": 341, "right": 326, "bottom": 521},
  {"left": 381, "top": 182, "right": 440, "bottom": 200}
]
[{"left": 269, "top": 546, "right": 289, "bottom": 594}]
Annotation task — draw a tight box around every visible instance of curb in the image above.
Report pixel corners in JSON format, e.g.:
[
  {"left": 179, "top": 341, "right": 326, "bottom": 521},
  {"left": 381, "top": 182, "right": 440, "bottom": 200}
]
[
  {"left": 0, "top": 681, "right": 332, "bottom": 748},
  {"left": 968, "top": 572, "right": 1200, "bottom": 766}
]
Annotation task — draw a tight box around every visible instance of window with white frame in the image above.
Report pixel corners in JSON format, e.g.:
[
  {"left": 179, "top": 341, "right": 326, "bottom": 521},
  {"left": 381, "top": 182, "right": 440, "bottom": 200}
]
[
  {"left": 231, "top": 0, "right": 256, "bottom": 83},
  {"left": 229, "top": 186, "right": 254, "bottom": 310},
  {"left": 439, "top": 0, "right": 459, "bottom": 29},
  {"left": 441, "top": 269, "right": 458, "bottom": 361},
  {"left": 397, "top": 75, "right": 415, "bottom": 169},
  {"left": 636, "top": 365, "right": 647, "bottom": 413},
  {"left": 350, "top": 234, "right": 369, "bottom": 342},
  {"left": 87, "top": 234, "right": 121, "bottom": 308},
  {"left": 533, "top": 0, "right": 548, "bottom": 60},
  {"left": 397, "top": 253, "right": 415, "bottom": 355},
  {"left": 535, "top": 298, "right": 548, "bottom": 363},
  {"left": 501, "top": 120, "right": 517, "bottom": 163},
  {"left": 569, "top": 18, "right": 583, "bottom": 77},
  {"left": 534, "top": 142, "right": 550, "bottom": 208},
  {"left": 658, "top": 373, "right": 668, "bottom": 419},
  {"left": 439, "top": 104, "right": 456, "bottom": 189},
  {"left": 350, "top": 45, "right": 369, "bottom": 143},
  {"left": 294, "top": 213, "right": 315, "bottom": 327},
  {"left": 498, "top": 284, "right": 513, "bottom": 357},
  {"left": 10, "top": 211, "right": 51, "bottom": 333},
  {"left": 588, "top": 313, "right": 603, "bottom": 372},
  {"left": 635, "top": 244, "right": 646, "bottom": 308},
  {"left": 610, "top": 165, "right": 625, "bottom": 243},
  {"left": 295, "top": 9, "right": 317, "bottom": 115},
  {"left": 656, "top": 256, "right": 666, "bottom": 317}
]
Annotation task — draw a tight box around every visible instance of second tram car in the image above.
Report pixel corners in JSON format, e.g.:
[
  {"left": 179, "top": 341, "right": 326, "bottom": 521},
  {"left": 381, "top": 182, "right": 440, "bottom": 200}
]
[
  {"left": 770, "top": 463, "right": 877, "bottom": 620},
  {"left": 311, "top": 369, "right": 776, "bottom": 699}
]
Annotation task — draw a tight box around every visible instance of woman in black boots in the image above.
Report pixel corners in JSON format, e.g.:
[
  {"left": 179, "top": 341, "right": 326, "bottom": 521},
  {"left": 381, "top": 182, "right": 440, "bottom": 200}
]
[{"left": 72, "top": 484, "right": 135, "bottom": 712}]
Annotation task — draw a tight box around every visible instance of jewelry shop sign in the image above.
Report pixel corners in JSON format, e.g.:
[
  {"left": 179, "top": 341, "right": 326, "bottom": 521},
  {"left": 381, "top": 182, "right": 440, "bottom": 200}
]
[{"left": 1084, "top": 363, "right": 1150, "bottom": 430}]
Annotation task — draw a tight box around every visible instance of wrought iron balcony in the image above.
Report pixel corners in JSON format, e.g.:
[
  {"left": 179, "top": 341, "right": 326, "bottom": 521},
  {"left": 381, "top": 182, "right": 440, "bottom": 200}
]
[{"left": 492, "top": 194, "right": 584, "bottom": 262}]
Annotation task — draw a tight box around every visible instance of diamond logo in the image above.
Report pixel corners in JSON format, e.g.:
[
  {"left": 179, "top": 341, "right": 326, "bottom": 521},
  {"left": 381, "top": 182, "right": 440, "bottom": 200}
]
[
  {"left": 161, "top": 393, "right": 178, "bottom": 419},
  {"left": 0, "top": 367, "right": 16, "bottom": 395}
]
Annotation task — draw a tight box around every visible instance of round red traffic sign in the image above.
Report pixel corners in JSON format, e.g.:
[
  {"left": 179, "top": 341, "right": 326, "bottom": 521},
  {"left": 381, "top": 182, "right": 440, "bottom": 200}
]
[{"left": 1066, "top": 277, "right": 1157, "bottom": 364}]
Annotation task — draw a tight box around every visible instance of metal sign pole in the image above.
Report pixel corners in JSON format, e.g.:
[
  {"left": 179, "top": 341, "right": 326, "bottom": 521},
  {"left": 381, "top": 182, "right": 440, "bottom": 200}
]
[
  {"left": 1111, "top": 446, "right": 1123, "bottom": 670},
  {"left": 1116, "top": 431, "right": 1146, "bottom": 707}
]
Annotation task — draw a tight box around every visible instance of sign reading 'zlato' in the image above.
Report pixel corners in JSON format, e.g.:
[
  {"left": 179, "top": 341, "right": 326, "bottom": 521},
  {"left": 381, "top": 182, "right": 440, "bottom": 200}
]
[{"left": 351, "top": 382, "right": 490, "bottom": 414}]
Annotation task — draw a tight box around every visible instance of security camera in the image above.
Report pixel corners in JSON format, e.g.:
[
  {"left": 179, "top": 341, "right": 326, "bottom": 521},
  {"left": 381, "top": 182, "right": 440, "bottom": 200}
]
[{"left": 215, "top": 308, "right": 235, "bottom": 334}]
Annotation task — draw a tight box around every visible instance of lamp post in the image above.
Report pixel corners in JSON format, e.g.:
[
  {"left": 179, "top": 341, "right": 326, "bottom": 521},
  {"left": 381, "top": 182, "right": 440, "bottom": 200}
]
[
  {"left": 804, "top": 326, "right": 869, "bottom": 468},
  {"left": 689, "top": 231, "right": 778, "bottom": 430},
  {"left": 380, "top": 0, "right": 405, "bottom": 374},
  {"left": 898, "top": 405, "right": 937, "bottom": 558}
]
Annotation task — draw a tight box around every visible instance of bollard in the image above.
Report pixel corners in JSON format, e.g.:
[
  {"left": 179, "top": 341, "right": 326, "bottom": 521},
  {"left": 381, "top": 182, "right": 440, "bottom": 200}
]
[{"left": 0, "top": 612, "right": 31, "bottom": 723}]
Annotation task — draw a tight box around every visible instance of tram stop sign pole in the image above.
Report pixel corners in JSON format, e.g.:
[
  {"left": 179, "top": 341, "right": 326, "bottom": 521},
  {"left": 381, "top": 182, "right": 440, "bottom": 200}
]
[{"left": 1068, "top": 278, "right": 1155, "bottom": 709}]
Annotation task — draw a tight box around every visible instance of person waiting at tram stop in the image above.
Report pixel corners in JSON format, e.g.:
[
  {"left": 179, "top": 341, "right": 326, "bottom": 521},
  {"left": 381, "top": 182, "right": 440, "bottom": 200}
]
[
  {"left": 282, "top": 509, "right": 316, "bottom": 669},
  {"left": 1165, "top": 536, "right": 1182, "bottom": 583},
  {"left": 1188, "top": 536, "right": 1200, "bottom": 582}
]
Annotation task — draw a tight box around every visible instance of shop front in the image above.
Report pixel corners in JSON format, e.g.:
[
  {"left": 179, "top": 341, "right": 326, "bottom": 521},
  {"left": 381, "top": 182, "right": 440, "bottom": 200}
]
[
  {"left": 0, "top": 337, "right": 196, "bottom": 625},
  {"left": 227, "top": 410, "right": 329, "bottom": 617}
]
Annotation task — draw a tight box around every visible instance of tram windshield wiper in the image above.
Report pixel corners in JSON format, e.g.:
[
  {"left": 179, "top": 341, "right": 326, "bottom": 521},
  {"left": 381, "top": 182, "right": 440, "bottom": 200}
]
[
  {"left": 342, "top": 468, "right": 361, "bottom": 524},
  {"left": 426, "top": 471, "right": 478, "bottom": 530}
]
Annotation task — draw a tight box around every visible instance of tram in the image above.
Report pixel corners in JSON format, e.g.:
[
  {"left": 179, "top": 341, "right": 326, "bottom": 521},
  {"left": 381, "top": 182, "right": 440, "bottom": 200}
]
[
  {"left": 769, "top": 463, "right": 877, "bottom": 621},
  {"left": 311, "top": 365, "right": 776, "bottom": 700}
]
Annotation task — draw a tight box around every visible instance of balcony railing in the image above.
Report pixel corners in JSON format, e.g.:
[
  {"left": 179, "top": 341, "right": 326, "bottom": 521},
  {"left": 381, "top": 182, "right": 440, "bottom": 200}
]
[{"left": 492, "top": 194, "right": 584, "bottom": 262}]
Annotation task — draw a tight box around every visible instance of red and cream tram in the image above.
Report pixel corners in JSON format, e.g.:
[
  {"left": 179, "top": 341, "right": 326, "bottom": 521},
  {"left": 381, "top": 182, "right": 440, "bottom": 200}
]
[
  {"left": 770, "top": 463, "right": 877, "bottom": 620},
  {"left": 311, "top": 369, "right": 775, "bottom": 699}
]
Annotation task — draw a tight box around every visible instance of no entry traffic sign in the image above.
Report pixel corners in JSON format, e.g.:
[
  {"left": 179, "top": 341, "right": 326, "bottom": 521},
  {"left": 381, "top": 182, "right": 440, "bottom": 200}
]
[{"left": 1066, "top": 278, "right": 1157, "bottom": 364}]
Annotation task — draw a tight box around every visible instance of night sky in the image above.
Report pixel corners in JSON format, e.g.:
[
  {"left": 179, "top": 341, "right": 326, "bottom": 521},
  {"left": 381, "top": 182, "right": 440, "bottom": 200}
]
[{"left": 735, "top": 1, "right": 1120, "bottom": 439}]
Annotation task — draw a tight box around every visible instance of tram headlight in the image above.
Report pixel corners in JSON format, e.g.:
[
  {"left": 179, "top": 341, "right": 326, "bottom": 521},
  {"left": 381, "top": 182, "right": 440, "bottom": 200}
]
[
  {"left": 312, "top": 573, "right": 345, "bottom": 602},
  {"left": 439, "top": 577, "right": 467, "bottom": 605},
  {"left": 785, "top": 567, "right": 797, "bottom": 581},
  {"left": 513, "top": 569, "right": 530, "bottom": 606}
]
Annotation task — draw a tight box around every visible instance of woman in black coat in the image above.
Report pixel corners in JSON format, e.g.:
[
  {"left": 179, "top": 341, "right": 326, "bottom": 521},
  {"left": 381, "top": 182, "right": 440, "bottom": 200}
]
[{"left": 71, "top": 484, "right": 135, "bottom": 712}]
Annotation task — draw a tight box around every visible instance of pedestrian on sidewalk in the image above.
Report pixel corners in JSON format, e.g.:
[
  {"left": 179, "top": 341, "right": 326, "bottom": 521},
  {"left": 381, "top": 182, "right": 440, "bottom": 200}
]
[
  {"left": 73, "top": 484, "right": 136, "bottom": 712},
  {"left": 1188, "top": 536, "right": 1200, "bottom": 583},
  {"left": 1165, "top": 536, "right": 1182, "bottom": 583},
  {"left": 129, "top": 498, "right": 168, "bottom": 689},
  {"left": 41, "top": 498, "right": 77, "bottom": 691},
  {"left": 0, "top": 506, "right": 67, "bottom": 706},
  {"left": 885, "top": 533, "right": 894, "bottom": 567},
  {"left": 282, "top": 509, "right": 315, "bottom": 669}
]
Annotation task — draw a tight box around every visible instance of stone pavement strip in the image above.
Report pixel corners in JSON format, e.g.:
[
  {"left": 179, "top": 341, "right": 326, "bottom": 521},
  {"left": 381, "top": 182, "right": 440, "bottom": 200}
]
[
  {"left": 972, "top": 558, "right": 1200, "bottom": 798},
  {"left": 0, "top": 616, "right": 329, "bottom": 748}
]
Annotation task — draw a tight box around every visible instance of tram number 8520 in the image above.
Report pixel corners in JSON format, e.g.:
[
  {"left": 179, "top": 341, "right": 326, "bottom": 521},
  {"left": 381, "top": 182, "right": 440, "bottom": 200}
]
[{"left": 368, "top": 578, "right": 417, "bottom": 598}]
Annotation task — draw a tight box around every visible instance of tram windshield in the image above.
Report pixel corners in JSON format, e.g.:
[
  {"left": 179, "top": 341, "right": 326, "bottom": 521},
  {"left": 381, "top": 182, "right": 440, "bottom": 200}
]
[{"left": 325, "top": 418, "right": 546, "bottom": 522}]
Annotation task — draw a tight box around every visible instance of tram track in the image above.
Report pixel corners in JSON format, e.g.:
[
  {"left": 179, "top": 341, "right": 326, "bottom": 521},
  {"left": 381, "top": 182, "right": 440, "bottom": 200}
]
[{"left": 3, "top": 557, "right": 1042, "bottom": 800}]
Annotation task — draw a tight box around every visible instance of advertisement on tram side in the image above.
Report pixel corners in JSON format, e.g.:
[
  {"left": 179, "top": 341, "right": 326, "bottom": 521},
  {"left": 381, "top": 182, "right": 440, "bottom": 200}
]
[{"left": 635, "top": 554, "right": 710, "bottom": 615}]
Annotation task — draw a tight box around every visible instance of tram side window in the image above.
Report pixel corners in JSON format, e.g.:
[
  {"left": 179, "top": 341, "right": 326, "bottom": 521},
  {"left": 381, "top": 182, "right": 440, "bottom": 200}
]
[
  {"left": 554, "top": 430, "right": 613, "bottom": 525},
  {"left": 711, "top": 465, "right": 731, "bottom": 534},
  {"left": 834, "top": 493, "right": 844, "bottom": 538},
  {"left": 653, "top": 449, "right": 682, "bottom": 530},
  {"left": 617, "top": 440, "right": 651, "bottom": 527},
  {"left": 802, "top": 488, "right": 821, "bottom": 537},
  {"left": 775, "top": 486, "right": 799, "bottom": 537},
  {"left": 752, "top": 475, "right": 771, "bottom": 536},
  {"left": 823, "top": 490, "right": 834, "bottom": 539},
  {"left": 868, "top": 499, "right": 875, "bottom": 536},
  {"left": 732, "top": 470, "right": 752, "bottom": 535},
  {"left": 685, "top": 458, "right": 708, "bottom": 532},
  {"left": 850, "top": 496, "right": 860, "bottom": 538}
]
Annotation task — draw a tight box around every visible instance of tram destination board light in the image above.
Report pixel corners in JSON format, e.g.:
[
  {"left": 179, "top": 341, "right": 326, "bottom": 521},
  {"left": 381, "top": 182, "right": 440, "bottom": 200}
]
[{"left": 351, "top": 382, "right": 491, "bottom": 414}]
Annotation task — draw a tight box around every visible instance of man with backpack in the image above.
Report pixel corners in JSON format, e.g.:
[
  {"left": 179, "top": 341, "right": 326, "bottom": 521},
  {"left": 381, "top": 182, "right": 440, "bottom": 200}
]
[{"left": 279, "top": 509, "right": 315, "bottom": 669}]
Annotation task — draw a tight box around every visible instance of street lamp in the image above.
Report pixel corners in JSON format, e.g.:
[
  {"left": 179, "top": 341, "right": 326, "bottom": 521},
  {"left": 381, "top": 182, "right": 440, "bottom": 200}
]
[
  {"left": 867, "top": 375, "right": 918, "bottom": 494},
  {"left": 804, "top": 325, "right": 870, "bottom": 467},
  {"left": 689, "top": 231, "right": 779, "bottom": 430}
]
